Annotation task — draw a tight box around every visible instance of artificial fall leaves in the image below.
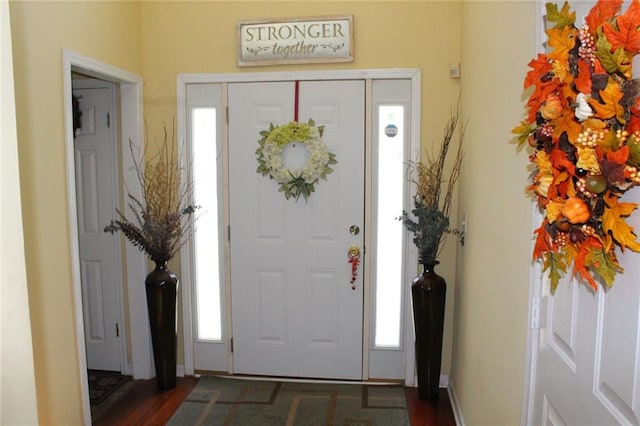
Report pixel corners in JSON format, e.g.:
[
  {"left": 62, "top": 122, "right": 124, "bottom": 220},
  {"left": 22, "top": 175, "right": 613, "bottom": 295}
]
[{"left": 513, "top": 0, "right": 640, "bottom": 292}]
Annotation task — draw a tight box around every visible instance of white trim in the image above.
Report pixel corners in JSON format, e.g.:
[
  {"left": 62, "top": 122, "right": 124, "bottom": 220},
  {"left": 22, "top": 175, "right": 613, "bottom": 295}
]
[
  {"left": 403, "top": 71, "right": 421, "bottom": 387},
  {"left": 63, "top": 49, "right": 146, "bottom": 426},
  {"left": 177, "top": 69, "right": 421, "bottom": 383},
  {"left": 362, "top": 79, "right": 373, "bottom": 381},
  {"left": 179, "top": 68, "right": 419, "bottom": 84},
  {"left": 439, "top": 374, "right": 449, "bottom": 388},
  {"left": 449, "top": 381, "right": 466, "bottom": 426},
  {"left": 119, "top": 81, "right": 151, "bottom": 380},
  {"left": 176, "top": 77, "right": 194, "bottom": 376},
  {"left": 521, "top": 1, "right": 546, "bottom": 424},
  {"left": 522, "top": 210, "right": 544, "bottom": 426}
]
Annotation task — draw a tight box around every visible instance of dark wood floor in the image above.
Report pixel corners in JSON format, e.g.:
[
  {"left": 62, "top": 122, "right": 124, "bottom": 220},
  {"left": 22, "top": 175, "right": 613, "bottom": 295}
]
[{"left": 94, "top": 376, "right": 456, "bottom": 425}]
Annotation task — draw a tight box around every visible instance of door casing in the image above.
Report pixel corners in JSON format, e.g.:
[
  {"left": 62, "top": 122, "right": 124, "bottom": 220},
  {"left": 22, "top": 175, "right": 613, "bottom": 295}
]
[
  {"left": 63, "top": 50, "right": 146, "bottom": 426},
  {"left": 177, "top": 69, "right": 421, "bottom": 385}
]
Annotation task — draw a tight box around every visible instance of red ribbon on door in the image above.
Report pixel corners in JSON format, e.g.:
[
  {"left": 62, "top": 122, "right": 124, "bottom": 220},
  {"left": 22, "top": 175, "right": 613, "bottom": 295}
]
[{"left": 294, "top": 80, "right": 300, "bottom": 122}]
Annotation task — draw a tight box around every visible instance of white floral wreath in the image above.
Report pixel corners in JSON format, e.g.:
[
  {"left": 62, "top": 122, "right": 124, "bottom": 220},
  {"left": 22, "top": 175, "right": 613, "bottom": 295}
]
[{"left": 256, "top": 119, "right": 337, "bottom": 201}]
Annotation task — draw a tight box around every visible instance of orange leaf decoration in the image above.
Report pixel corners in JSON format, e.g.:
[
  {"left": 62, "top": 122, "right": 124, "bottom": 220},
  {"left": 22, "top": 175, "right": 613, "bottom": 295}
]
[
  {"left": 602, "top": 0, "right": 640, "bottom": 53},
  {"left": 524, "top": 55, "right": 560, "bottom": 123},
  {"left": 572, "top": 240, "right": 602, "bottom": 291},
  {"left": 524, "top": 54, "right": 553, "bottom": 89},
  {"left": 607, "top": 144, "right": 629, "bottom": 164},
  {"left": 547, "top": 26, "right": 578, "bottom": 63},
  {"left": 533, "top": 222, "right": 552, "bottom": 260},
  {"left": 574, "top": 60, "right": 593, "bottom": 94},
  {"left": 628, "top": 114, "right": 640, "bottom": 134},
  {"left": 585, "top": 0, "right": 623, "bottom": 36},
  {"left": 550, "top": 108, "right": 583, "bottom": 142},
  {"left": 588, "top": 78, "right": 626, "bottom": 122},
  {"left": 602, "top": 192, "right": 640, "bottom": 251}
]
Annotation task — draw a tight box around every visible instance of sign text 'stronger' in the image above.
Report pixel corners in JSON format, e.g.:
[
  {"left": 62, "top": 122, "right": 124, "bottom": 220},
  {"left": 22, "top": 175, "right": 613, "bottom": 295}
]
[{"left": 237, "top": 16, "right": 353, "bottom": 67}]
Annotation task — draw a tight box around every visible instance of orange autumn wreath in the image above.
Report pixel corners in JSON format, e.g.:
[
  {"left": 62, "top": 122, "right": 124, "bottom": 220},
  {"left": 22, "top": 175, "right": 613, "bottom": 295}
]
[{"left": 513, "top": 0, "right": 640, "bottom": 291}]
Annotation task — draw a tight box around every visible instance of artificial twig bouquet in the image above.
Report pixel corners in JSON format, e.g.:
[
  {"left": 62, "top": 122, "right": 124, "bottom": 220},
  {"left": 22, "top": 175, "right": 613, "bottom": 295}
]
[
  {"left": 399, "top": 107, "right": 465, "bottom": 264},
  {"left": 105, "top": 123, "right": 199, "bottom": 264}
]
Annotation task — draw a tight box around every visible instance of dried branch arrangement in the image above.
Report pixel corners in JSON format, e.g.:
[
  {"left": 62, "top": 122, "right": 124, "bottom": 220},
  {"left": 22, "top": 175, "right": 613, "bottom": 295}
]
[
  {"left": 399, "top": 106, "right": 465, "bottom": 263},
  {"left": 105, "top": 123, "right": 198, "bottom": 264}
]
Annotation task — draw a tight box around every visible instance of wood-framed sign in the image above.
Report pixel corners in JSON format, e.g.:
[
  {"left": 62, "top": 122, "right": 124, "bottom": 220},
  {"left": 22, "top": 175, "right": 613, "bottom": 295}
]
[{"left": 237, "top": 16, "right": 354, "bottom": 67}]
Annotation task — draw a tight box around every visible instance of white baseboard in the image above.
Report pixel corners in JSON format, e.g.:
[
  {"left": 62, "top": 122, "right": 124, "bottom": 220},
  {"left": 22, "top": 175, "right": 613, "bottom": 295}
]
[
  {"left": 406, "top": 374, "right": 449, "bottom": 388},
  {"left": 122, "top": 362, "right": 133, "bottom": 376},
  {"left": 439, "top": 374, "right": 449, "bottom": 388},
  {"left": 177, "top": 364, "right": 185, "bottom": 377},
  {"left": 448, "top": 382, "right": 466, "bottom": 426}
]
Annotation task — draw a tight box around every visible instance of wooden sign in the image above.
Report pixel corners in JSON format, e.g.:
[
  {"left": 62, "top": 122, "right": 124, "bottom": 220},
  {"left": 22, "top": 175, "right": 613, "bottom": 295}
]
[{"left": 237, "top": 16, "right": 354, "bottom": 67}]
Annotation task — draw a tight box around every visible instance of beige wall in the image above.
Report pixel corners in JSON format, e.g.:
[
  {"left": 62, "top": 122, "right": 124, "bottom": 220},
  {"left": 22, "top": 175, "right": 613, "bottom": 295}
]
[
  {"left": 9, "top": 1, "right": 143, "bottom": 423},
  {"left": 8, "top": 0, "right": 542, "bottom": 424},
  {"left": 453, "top": 1, "right": 536, "bottom": 424},
  {"left": 1, "top": 1, "right": 39, "bottom": 423}
]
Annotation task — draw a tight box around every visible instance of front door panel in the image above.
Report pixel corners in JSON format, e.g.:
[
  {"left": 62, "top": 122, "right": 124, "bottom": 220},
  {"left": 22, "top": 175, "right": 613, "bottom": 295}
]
[{"left": 228, "top": 80, "right": 365, "bottom": 379}]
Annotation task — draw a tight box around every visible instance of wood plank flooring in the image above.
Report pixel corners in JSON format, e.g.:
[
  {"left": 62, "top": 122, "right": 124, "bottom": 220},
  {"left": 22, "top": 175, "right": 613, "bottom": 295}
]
[{"left": 94, "top": 376, "right": 456, "bottom": 425}]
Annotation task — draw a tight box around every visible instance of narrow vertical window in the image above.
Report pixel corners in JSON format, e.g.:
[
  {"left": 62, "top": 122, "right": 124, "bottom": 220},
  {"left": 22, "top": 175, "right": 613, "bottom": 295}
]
[
  {"left": 192, "top": 107, "right": 222, "bottom": 341},
  {"left": 374, "top": 105, "right": 404, "bottom": 348}
]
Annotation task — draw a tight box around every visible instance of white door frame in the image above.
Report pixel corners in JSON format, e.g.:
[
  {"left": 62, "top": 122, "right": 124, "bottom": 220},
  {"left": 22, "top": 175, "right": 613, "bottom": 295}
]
[
  {"left": 63, "top": 50, "right": 148, "bottom": 425},
  {"left": 522, "top": 1, "right": 568, "bottom": 423},
  {"left": 177, "top": 68, "right": 421, "bottom": 385},
  {"left": 522, "top": 206, "right": 545, "bottom": 426}
]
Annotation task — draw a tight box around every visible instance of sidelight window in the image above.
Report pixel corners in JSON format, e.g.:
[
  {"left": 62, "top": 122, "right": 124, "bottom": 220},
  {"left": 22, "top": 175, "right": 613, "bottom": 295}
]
[
  {"left": 191, "top": 107, "right": 222, "bottom": 342},
  {"left": 373, "top": 105, "right": 405, "bottom": 348}
]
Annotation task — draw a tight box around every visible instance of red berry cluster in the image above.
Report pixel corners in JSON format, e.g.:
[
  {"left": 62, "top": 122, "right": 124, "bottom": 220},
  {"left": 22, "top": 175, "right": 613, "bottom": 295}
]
[{"left": 578, "top": 25, "right": 596, "bottom": 65}]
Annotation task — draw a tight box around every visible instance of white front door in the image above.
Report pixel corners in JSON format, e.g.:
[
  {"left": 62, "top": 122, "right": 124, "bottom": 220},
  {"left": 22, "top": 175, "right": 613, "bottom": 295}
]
[
  {"left": 228, "top": 80, "right": 365, "bottom": 379},
  {"left": 73, "top": 80, "right": 123, "bottom": 372}
]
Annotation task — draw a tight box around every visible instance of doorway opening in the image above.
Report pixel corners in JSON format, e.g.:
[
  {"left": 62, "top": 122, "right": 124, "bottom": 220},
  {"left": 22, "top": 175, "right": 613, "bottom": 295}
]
[
  {"left": 72, "top": 76, "right": 124, "bottom": 373},
  {"left": 63, "top": 50, "right": 146, "bottom": 425}
]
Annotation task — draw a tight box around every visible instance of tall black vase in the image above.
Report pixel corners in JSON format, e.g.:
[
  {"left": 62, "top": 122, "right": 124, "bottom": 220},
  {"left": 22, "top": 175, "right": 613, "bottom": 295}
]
[
  {"left": 411, "top": 260, "right": 446, "bottom": 400},
  {"left": 145, "top": 260, "right": 178, "bottom": 391}
]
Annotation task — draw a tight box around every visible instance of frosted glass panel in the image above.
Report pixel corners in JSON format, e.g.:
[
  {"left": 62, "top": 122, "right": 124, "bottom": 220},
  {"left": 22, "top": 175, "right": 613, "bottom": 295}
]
[
  {"left": 193, "top": 108, "right": 222, "bottom": 341},
  {"left": 374, "top": 105, "right": 404, "bottom": 348}
]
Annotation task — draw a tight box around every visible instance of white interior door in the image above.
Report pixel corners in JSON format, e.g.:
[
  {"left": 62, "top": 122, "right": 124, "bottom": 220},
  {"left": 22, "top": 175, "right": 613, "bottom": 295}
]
[
  {"left": 531, "top": 209, "right": 640, "bottom": 425},
  {"left": 73, "top": 80, "right": 123, "bottom": 372},
  {"left": 529, "top": 2, "right": 640, "bottom": 423},
  {"left": 229, "top": 80, "right": 365, "bottom": 379}
]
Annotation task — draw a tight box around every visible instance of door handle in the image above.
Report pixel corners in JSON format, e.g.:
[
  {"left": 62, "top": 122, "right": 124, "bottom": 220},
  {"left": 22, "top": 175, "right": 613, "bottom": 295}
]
[{"left": 348, "top": 246, "right": 361, "bottom": 290}]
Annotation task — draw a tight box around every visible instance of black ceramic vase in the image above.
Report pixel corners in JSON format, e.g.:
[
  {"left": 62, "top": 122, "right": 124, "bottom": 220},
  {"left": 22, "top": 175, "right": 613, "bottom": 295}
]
[
  {"left": 145, "top": 261, "right": 179, "bottom": 391},
  {"left": 411, "top": 260, "right": 446, "bottom": 400}
]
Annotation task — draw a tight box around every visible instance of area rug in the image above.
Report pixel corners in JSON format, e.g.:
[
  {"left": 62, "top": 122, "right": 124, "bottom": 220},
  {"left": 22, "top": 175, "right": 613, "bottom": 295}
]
[
  {"left": 168, "top": 376, "right": 409, "bottom": 425},
  {"left": 88, "top": 370, "right": 134, "bottom": 422}
]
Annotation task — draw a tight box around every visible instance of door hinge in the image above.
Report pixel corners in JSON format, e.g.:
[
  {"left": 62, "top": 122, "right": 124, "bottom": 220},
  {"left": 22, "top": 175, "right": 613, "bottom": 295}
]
[
  {"left": 531, "top": 296, "right": 547, "bottom": 329},
  {"left": 230, "top": 337, "right": 233, "bottom": 353},
  {"left": 107, "top": 113, "right": 111, "bottom": 128},
  {"left": 228, "top": 225, "right": 231, "bottom": 242},
  {"left": 225, "top": 107, "right": 229, "bottom": 125},
  {"left": 116, "top": 322, "right": 119, "bottom": 337}
]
